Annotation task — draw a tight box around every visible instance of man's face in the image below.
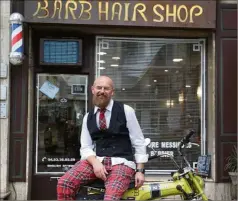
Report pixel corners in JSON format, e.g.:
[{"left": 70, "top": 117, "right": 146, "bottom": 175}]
[{"left": 91, "top": 77, "right": 114, "bottom": 108}]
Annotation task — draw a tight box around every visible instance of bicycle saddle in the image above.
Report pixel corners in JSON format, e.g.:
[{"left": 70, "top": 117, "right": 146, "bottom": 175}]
[{"left": 86, "top": 179, "right": 136, "bottom": 189}]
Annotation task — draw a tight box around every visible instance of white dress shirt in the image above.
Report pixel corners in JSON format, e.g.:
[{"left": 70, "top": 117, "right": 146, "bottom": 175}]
[{"left": 80, "top": 99, "right": 148, "bottom": 169}]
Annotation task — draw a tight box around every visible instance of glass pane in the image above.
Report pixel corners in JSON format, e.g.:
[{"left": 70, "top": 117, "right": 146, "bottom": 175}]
[
  {"left": 35, "top": 74, "right": 88, "bottom": 174},
  {"left": 43, "top": 40, "right": 80, "bottom": 64},
  {"left": 96, "top": 37, "right": 205, "bottom": 172}
]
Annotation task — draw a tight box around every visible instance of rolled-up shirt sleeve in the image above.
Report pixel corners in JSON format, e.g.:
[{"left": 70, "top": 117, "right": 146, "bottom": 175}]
[
  {"left": 80, "top": 113, "right": 96, "bottom": 160},
  {"left": 124, "top": 105, "right": 148, "bottom": 164}
]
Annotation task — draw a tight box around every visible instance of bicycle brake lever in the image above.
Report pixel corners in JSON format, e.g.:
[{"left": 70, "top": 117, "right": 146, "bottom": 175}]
[
  {"left": 185, "top": 129, "right": 195, "bottom": 141},
  {"left": 189, "top": 142, "right": 200, "bottom": 147}
]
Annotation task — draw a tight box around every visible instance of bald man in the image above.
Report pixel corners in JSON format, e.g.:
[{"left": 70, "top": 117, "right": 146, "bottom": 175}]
[{"left": 57, "top": 76, "right": 148, "bottom": 200}]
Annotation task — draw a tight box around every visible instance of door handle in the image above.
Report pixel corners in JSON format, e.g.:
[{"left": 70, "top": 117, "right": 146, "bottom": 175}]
[{"left": 50, "top": 177, "right": 60, "bottom": 181}]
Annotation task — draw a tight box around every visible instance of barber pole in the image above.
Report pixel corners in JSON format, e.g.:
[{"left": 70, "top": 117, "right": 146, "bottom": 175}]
[{"left": 9, "top": 13, "right": 24, "bottom": 65}]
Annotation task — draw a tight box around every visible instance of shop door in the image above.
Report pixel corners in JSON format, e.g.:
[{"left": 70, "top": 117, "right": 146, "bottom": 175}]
[{"left": 31, "top": 74, "right": 88, "bottom": 200}]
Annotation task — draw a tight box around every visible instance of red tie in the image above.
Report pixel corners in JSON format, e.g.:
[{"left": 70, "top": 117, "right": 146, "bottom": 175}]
[{"left": 99, "top": 108, "right": 107, "bottom": 130}]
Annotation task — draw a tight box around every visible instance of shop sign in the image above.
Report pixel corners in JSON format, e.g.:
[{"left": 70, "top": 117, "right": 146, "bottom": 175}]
[
  {"left": 71, "top": 84, "right": 85, "bottom": 95},
  {"left": 39, "top": 80, "right": 59, "bottom": 99},
  {"left": 147, "top": 140, "right": 192, "bottom": 158},
  {"left": 40, "top": 156, "right": 77, "bottom": 173},
  {"left": 24, "top": 0, "right": 216, "bottom": 29},
  {"left": 60, "top": 98, "right": 67, "bottom": 103}
]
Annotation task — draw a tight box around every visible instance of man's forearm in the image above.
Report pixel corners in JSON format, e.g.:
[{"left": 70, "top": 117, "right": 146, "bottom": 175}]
[
  {"left": 136, "top": 163, "right": 144, "bottom": 169},
  {"left": 87, "top": 155, "right": 100, "bottom": 166}
]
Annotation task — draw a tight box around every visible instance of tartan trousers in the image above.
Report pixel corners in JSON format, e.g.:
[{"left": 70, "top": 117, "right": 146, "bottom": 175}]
[{"left": 57, "top": 157, "right": 135, "bottom": 200}]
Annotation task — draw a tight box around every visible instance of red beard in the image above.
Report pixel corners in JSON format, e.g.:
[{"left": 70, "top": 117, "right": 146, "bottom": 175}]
[{"left": 93, "top": 93, "right": 110, "bottom": 108}]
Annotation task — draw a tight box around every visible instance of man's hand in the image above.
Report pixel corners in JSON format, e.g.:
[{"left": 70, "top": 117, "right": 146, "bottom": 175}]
[
  {"left": 135, "top": 172, "right": 145, "bottom": 189},
  {"left": 92, "top": 160, "right": 108, "bottom": 181}
]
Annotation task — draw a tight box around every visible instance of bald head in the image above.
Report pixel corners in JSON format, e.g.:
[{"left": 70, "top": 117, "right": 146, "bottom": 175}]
[
  {"left": 91, "top": 76, "right": 115, "bottom": 108},
  {"left": 93, "top": 76, "right": 114, "bottom": 90}
]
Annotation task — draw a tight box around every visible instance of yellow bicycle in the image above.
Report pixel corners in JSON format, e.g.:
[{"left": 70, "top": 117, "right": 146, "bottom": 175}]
[{"left": 76, "top": 130, "right": 209, "bottom": 200}]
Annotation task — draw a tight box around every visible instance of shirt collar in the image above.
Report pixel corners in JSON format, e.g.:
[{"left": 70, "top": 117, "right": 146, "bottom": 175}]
[{"left": 94, "top": 99, "right": 114, "bottom": 114}]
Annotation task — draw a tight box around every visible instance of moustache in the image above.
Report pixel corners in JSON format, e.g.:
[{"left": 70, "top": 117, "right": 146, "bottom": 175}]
[{"left": 97, "top": 93, "right": 107, "bottom": 97}]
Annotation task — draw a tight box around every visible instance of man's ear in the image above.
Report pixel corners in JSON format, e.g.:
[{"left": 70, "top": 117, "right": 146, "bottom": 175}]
[{"left": 91, "top": 86, "right": 94, "bottom": 94}]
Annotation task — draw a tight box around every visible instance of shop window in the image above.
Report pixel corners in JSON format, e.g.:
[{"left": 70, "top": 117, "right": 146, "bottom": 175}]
[
  {"left": 35, "top": 74, "right": 88, "bottom": 174},
  {"left": 95, "top": 37, "right": 206, "bottom": 174}
]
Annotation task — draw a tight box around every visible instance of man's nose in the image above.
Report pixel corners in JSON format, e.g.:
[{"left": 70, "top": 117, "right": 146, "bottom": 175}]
[{"left": 100, "top": 87, "right": 105, "bottom": 92}]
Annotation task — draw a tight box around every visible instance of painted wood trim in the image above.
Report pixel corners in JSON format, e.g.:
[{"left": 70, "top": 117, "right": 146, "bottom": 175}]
[
  {"left": 9, "top": 0, "right": 28, "bottom": 181},
  {"left": 215, "top": 2, "right": 237, "bottom": 182}
]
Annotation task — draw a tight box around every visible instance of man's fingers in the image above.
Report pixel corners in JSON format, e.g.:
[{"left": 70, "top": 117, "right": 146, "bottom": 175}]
[
  {"left": 99, "top": 166, "right": 108, "bottom": 178},
  {"left": 95, "top": 170, "right": 103, "bottom": 180},
  {"left": 100, "top": 170, "right": 107, "bottom": 180},
  {"left": 95, "top": 172, "right": 101, "bottom": 178},
  {"left": 136, "top": 179, "right": 144, "bottom": 189},
  {"left": 135, "top": 178, "right": 138, "bottom": 187},
  {"left": 103, "top": 167, "right": 108, "bottom": 175}
]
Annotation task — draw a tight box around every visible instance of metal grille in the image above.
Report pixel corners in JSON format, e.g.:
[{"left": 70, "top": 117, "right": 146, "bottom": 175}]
[
  {"left": 43, "top": 40, "right": 79, "bottom": 64},
  {"left": 96, "top": 37, "right": 205, "bottom": 172}
]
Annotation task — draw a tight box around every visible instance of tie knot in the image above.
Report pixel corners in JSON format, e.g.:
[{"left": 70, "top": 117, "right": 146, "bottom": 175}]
[{"left": 98, "top": 108, "right": 106, "bottom": 113}]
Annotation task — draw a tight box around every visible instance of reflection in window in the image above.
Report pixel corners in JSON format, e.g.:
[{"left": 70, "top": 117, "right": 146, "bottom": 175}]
[
  {"left": 36, "top": 74, "right": 88, "bottom": 174},
  {"left": 96, "top": 37, "right": 205, "bottom": 172}
]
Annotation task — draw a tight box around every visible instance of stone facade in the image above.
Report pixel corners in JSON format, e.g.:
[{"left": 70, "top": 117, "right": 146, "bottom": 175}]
[{"left": 0, "top": 0, "right": 11, "bottom": 199}]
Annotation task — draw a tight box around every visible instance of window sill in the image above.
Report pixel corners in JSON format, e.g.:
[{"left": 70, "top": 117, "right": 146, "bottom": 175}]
[
  {"left": 203, "top": 178, "right": 214, "bottom": 182},
  {"left": 0, "top": 191, "right": 11, "bottom": 200}
]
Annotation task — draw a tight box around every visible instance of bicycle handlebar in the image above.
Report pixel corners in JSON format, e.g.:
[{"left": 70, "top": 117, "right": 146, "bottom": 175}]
[
  {"left": 184, "top": 129, "right": 195, "bottom": 143},
  {"left": 178, "top": 129, "right": 195, "bottom": 156},
  {"left": 148, "top": 153, "right": 174, "bottom": 161},
  {"left": 147, "top": 129, "right": 196, "bottom": 169}
]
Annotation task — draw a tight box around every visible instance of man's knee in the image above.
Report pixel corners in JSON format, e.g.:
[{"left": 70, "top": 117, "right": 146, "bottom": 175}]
[
  {"left": 57, "top": 175, "right": 67, "bottom": 186},
  {"left": 57, "top": 176, "right": 68, "bottom": 190},
  {"left": 57, "top": 175, "right": 78, "bottom": 200},
  {"left": 57, "top": 174, "right": 78, "bottom": 193}
]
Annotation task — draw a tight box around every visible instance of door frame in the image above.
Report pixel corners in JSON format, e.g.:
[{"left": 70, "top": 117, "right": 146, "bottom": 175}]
[
  {"left": 34, "top": 73, "right": 89, "bottom": 175},
  {"left": 30, "top": 28, "right": 95, "bottom": 200}
]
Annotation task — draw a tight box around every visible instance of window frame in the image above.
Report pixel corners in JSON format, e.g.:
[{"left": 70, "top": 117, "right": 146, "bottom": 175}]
[
  {"left": 95, "top": 36, "right": 207, "bottom": 175},
  {"left": 35, "top": 73, "right": 88, "bottom": 175},
  {"left": 39, "top": 38, "right": 83, "bottom": 66}
]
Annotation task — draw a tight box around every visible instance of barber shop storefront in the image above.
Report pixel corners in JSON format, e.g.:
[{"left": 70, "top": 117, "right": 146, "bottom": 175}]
[{"left": 7, "top": 0, "right": 237, "bottom": 200}]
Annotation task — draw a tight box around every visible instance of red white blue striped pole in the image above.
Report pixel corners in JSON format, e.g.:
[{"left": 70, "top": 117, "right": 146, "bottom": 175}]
[{"left": 9, "top": 13, "right": 24, "bottom": 65}]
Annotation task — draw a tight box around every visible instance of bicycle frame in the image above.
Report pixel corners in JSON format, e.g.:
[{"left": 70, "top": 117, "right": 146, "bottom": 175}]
[
  {"left": 83, "top": 170, "right": 208, "bottom": 200},
  {"left": 76, "top": 130, "right": 209, "bottom": 200},
  {"left": 121, "top": 178, "right": 194, "bottom": 200}
]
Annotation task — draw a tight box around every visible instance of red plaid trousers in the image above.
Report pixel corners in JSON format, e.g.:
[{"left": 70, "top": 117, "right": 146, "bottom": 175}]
[{"left": 57, "top": 157, "right": 135, "bottom": 200}]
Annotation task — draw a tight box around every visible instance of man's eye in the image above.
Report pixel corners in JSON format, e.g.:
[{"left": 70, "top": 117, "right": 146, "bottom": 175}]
[{"left": 95, "top": 86, "right": 111, "bottom": 91}]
